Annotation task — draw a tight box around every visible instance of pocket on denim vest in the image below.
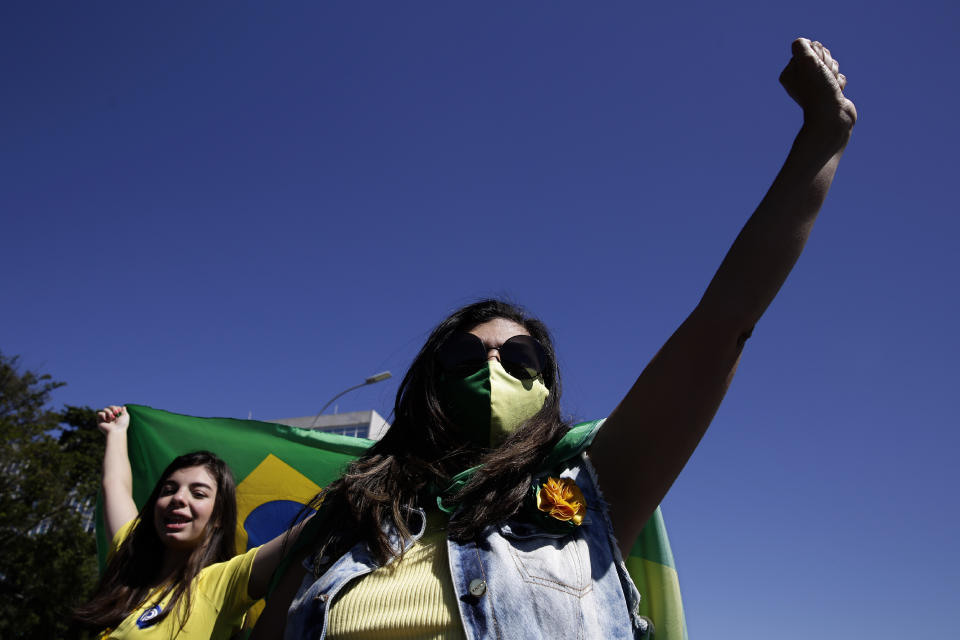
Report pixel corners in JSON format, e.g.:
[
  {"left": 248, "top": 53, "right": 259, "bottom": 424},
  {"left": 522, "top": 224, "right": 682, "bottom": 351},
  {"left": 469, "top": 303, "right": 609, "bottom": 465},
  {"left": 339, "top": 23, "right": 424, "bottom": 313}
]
[{"left": 498, "top": 520, "right": 592, "bottom": 597}]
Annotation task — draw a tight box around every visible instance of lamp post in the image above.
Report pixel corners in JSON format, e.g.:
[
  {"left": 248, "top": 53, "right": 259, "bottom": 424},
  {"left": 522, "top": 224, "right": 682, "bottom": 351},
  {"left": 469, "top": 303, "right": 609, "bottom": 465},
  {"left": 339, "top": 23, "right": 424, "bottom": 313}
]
[{"left": 309, "top": 371, "right": 392, "bottom": 428}]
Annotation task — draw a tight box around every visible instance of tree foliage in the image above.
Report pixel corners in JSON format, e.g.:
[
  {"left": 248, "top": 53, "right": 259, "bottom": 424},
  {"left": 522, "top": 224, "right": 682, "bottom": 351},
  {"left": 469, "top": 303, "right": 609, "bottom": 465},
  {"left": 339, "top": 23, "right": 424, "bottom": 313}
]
[{"left": 0, "top": 351, "right": 103, "bottom": 638}]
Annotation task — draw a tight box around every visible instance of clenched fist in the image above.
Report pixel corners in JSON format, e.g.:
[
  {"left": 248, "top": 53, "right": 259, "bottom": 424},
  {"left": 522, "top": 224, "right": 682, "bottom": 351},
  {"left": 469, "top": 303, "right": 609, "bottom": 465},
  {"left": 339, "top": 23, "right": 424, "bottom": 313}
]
[{"left": 780, "top": 38, "right": 857, "bottom": 148}]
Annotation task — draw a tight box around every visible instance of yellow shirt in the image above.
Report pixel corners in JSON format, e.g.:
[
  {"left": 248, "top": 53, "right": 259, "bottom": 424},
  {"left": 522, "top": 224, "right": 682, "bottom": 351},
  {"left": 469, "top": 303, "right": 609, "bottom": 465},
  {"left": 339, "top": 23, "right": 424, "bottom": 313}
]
[
  {"left": 327, "top": 510, "right": 466, "bottom": 640},
  {"left": 99, "top": 521, "right": 259, "bottom": 639}
]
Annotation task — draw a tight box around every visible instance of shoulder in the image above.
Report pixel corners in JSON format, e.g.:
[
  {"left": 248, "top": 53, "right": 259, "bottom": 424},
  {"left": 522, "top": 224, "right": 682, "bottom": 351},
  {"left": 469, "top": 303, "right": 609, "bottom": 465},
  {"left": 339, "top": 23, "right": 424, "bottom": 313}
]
[
  {"left": 197, "top": 545, "right": 261, "bottom": 588},
  {"left": 108, "top": 518, "right": 138, "bottom": 556},
  {"left": 541, "top": 418, "right": 605, "bottom": 470}
]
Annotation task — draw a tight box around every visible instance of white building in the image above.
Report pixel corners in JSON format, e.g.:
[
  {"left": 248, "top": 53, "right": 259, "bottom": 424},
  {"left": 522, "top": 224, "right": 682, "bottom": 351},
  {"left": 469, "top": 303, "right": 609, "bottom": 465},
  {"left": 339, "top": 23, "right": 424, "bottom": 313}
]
[{"left": 268, "top": 410, "right": 391, "bottom": 440}]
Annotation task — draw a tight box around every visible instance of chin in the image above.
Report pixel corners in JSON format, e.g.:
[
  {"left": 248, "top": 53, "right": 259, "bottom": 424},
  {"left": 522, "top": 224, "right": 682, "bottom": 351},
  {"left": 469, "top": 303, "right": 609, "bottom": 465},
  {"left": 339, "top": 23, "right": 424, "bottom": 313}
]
[{"left": 160, "top": 532, "right": 201, "bottom": 551}]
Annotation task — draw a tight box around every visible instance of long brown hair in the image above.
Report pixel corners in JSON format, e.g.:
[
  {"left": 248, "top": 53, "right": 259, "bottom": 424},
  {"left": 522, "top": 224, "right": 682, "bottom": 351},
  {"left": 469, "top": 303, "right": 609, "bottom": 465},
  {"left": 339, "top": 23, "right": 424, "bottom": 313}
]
[
  {"left": 304, "top": 299, "right": 569, "bottom": 565},
  {"left": 74, "top": 451, "right": 238, "bottom": 634}
]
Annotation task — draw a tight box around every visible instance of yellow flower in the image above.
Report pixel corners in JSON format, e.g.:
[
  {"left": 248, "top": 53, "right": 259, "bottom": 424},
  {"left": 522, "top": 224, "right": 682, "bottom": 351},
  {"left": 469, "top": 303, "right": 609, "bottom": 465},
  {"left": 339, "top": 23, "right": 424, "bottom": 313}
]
[{"left": 536, "top": 477, "right": 586, "bottom": 526}]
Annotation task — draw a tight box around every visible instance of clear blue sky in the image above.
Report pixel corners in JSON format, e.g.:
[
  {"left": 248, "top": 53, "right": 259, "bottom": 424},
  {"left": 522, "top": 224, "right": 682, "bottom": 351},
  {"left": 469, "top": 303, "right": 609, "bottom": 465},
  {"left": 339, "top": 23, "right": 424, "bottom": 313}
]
[{"left": 2, "top": 2, "right": 957, "bottom": 638}]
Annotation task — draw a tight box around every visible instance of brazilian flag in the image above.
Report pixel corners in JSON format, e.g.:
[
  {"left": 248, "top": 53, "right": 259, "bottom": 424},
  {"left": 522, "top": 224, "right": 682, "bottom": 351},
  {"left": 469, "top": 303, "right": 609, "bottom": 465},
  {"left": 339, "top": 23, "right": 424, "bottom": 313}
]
[{"left": 100, "top": 404, "right": 687, "bottom": 639}]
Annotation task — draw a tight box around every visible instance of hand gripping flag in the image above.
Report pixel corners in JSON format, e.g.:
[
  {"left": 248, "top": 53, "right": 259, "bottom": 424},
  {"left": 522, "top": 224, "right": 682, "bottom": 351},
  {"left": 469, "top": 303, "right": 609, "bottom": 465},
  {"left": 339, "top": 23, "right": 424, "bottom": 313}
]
[{"left": 99, "top": 404, "right": 687, "bottom": 639}]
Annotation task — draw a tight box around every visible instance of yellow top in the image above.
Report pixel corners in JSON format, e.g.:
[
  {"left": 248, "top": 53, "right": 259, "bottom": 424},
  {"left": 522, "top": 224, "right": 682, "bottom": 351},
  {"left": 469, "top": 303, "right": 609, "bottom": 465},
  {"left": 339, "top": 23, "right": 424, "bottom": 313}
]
[
  {"left": 327, "top": 511, "right": 466, "bottom": 640},
  {"left": 98, "top": 521, "right": 259, "bottom": 639}
]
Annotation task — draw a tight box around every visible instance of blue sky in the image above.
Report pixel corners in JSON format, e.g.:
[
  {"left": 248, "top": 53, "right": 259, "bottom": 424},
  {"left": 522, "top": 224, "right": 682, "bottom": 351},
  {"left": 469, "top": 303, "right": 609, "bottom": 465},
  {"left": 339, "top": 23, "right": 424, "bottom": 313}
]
[{"left": 2, "top": 2, "right": 957, "bottom": 638}]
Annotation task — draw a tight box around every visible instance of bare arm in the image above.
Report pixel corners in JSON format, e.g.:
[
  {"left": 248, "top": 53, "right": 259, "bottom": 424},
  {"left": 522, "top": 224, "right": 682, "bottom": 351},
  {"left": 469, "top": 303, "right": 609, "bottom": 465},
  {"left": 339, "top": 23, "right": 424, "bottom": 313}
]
[
  {"left": 97, "top": 405, "right": 139, "bottom": 540},
  {"left": 246, "top": 515, "right": 314, "bottom": 601},
  {"left": 589, "top": 38, "right": 858, "bottom": 556},
  {"left": 246, "top": 528, "right": 313, "bottom": 638}
]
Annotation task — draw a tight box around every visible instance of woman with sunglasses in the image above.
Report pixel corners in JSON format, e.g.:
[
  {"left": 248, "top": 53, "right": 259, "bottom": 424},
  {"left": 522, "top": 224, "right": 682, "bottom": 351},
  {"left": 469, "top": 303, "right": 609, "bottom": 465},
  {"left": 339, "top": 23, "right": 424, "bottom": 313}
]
[
  {"left": 254, "top": 38, "right": 856, "bottom": 639},
  {"left": 74, "top": 406, "right": 308, "bottom": 639}
]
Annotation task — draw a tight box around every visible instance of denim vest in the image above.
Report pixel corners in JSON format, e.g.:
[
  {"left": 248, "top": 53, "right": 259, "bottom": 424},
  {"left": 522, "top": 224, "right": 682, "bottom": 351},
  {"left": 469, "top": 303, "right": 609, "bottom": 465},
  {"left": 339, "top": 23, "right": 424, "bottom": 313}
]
[{"left": 286, "top": 454, "right": 652, "bottom": 639}]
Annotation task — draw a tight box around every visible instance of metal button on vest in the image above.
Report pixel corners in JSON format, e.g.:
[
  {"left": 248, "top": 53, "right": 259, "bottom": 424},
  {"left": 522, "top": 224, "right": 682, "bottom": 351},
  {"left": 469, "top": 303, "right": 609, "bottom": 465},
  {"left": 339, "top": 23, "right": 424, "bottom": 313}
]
[{"left": 468, "top": 578, "right": 486, "bottom": 596}]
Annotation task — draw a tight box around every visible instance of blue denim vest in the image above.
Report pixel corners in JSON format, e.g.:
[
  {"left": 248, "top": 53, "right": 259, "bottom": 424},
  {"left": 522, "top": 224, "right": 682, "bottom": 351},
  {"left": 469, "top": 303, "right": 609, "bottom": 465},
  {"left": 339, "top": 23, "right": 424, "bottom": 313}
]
[{"left": 285, "top": 454, "right": 652, "bottom": 639}]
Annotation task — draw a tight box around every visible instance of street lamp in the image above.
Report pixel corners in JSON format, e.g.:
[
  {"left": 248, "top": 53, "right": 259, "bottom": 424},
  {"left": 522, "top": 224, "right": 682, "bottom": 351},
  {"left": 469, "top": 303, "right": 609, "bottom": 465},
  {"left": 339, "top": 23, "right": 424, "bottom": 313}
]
[{"left": 309, "top": 371, "right": 392, "bottom": 427}]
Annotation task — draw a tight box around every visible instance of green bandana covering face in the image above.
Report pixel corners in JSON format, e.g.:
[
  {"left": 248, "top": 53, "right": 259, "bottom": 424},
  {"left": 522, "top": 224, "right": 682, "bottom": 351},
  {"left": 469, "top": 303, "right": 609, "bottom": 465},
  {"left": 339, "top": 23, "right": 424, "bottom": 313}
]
[{"left": 439, "top": 359, "right": 550, "bottom": 446}]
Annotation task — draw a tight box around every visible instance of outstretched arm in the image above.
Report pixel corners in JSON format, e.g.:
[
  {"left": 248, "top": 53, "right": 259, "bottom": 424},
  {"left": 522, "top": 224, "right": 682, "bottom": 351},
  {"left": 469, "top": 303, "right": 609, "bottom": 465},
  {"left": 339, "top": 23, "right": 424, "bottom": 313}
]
[
  {"left": 246, "top": 514, "right": 314, "bottom": 601},
  {"left": 245, "top": 521, "right": 316, "bottom": 638},
  {"left": 97, "top": 405, "right": 139, "bottom": 540},
  {"left": 589, "top": 38, "right": 857, "bottom": 556}
]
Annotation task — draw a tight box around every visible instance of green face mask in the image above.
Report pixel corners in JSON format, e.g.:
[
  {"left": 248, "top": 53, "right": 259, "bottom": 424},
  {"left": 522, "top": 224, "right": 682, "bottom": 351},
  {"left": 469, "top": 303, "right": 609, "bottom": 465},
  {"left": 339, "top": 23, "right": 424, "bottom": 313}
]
[{"left": 438, "top": 360, "right": 550, "bottom": 447}]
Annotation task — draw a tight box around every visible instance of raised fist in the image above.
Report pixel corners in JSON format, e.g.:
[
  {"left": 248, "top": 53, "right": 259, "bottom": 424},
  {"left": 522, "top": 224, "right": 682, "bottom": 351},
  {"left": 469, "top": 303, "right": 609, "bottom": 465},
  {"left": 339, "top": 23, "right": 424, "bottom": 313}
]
[
  {"left": 779, "top": 38, "right": 857, "bottom": 141},
  {"left": 97, "top": 405, "right": 129, "bottom": 434}
]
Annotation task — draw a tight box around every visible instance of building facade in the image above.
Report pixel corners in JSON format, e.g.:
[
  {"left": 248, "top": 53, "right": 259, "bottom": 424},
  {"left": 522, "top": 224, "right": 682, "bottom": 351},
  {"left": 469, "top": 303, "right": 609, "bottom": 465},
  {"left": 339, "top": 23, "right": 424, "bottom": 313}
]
[{"left": 268, "top": 409, "right": 390, "bottom": 440}]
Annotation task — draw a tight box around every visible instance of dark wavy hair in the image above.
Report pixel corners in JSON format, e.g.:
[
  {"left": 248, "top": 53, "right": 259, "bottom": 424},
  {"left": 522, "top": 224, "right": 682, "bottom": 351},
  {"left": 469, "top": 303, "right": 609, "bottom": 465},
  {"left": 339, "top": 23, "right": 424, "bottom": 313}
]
[
  {"left": 74, "top": 451, "right": 238, "bottom": 633},
  {"left": 304, "top": 299, "right": 569, "bottom": 565}
]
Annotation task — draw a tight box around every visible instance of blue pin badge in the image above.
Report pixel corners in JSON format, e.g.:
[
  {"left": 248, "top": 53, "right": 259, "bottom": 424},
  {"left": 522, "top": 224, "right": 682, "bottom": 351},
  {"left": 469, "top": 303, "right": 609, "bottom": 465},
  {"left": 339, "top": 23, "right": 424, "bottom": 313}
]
[{"left": 136, "top": 604, "right": 163, "bottom": 629}]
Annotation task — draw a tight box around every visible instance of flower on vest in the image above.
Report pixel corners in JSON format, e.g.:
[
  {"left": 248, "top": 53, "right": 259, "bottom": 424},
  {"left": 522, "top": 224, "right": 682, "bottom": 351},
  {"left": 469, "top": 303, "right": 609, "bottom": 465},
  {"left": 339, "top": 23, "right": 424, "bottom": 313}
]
[{"left": 536, "top": 477, "right": 586, "bottom": 526}]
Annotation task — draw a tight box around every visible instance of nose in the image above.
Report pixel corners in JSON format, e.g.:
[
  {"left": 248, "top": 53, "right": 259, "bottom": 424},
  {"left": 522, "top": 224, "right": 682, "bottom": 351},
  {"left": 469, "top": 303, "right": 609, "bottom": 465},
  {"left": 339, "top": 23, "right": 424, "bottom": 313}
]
[
  {"left": 169, "top": 488, "right": 188, "bottom": 506},
  {"left": 485, "top": 346, "right": 501, "bottom": 363}
]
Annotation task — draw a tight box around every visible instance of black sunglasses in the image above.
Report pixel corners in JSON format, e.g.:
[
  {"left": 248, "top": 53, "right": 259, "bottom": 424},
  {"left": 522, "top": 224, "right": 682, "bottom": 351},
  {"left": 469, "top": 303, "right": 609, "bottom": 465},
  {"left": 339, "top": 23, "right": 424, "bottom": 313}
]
[{"left": 436, "top": 332, "right": 548, "bottom": 381}]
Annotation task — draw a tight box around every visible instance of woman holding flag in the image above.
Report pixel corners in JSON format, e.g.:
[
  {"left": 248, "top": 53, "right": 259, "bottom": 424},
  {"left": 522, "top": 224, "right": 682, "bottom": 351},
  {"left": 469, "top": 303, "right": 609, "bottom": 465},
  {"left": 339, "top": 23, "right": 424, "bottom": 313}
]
[
  {"left": 253, "top": 37, "right": 856, "bottom": 639},
  {"left": 74, "top": 406, "right": 305, "bottom": 639}
]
